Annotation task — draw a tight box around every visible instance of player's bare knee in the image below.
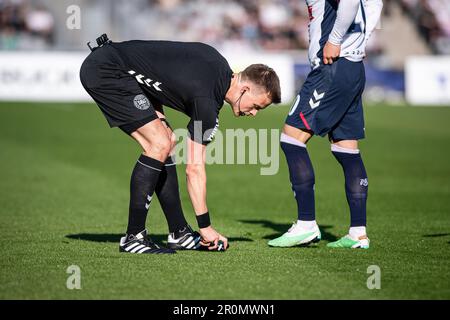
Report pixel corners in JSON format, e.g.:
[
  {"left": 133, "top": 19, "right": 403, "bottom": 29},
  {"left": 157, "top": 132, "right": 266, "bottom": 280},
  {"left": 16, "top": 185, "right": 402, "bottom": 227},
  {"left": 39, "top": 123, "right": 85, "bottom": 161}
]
[
  {"left": 332, "top": 140, "right": 358, "bottom": 150},
  {"left": 282, "top": 124, "right": 312, "bottom": 145},
  {"left": 139, "top": 135, "right": 171, "bottom": 160},
  {"left": 152, "top": 136, "right": 171, "bottom": 158},
  {"left": 139, "top": 141, "right": 154, "bottom": 158}
]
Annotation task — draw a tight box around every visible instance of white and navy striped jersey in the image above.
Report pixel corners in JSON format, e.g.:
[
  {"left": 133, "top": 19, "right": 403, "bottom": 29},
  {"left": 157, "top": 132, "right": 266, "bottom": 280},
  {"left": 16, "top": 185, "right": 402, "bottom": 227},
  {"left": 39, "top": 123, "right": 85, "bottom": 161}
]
[{"left": 306, "top": 0, "right": 383, "bottom": 68}]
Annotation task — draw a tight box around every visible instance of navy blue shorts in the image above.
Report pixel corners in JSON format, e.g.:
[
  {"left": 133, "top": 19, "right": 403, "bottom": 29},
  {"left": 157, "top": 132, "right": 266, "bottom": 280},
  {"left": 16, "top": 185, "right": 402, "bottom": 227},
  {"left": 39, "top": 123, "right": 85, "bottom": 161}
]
[{"left": 286, "top": 58, "right": 366, "bottom": 141}]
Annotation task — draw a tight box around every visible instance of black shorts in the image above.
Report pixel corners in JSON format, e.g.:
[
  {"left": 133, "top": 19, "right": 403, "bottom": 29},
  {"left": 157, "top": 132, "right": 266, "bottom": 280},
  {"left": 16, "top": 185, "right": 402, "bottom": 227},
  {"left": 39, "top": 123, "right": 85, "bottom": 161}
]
[{"left": 79, "top": 44, "right": 158, "bottom": 134}]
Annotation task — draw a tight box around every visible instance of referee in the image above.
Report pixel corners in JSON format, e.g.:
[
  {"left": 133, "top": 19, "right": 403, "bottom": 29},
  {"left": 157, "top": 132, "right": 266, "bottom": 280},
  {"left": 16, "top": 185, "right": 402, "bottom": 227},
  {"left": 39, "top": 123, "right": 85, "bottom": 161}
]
[{"left": 80, "top": 35, "right": 281, "bottom": 254}]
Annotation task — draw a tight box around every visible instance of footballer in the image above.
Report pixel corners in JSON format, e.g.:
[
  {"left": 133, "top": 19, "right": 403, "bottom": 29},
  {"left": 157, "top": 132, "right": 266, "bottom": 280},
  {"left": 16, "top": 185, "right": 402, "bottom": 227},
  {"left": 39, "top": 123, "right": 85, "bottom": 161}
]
[
  {"left": 269, "top": 0, "right": 383, "bottom": 249},
  {"left": 80, "top": 37, "right": 281, "bottom": 254}
]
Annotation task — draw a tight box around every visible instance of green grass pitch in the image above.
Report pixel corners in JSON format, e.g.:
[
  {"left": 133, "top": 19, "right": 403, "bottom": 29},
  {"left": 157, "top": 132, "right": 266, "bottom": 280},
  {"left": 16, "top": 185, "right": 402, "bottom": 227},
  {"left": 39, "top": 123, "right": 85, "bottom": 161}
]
[{"left": 0, "top": 101, "right": 449, "bottom": 299}]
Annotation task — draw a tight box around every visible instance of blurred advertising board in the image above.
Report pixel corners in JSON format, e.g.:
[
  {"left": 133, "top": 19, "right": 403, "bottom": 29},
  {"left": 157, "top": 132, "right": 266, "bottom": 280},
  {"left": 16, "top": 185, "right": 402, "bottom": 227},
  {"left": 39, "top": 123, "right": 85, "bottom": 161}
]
[
  {"left": 406, "top": 56, "right": 450, "bottom": 106},
  {"left": 0, "top": 51, "right": 295, "bottom": 104},
  {"left": 0, "top": 52, "right": 91, "bottom": 102}
]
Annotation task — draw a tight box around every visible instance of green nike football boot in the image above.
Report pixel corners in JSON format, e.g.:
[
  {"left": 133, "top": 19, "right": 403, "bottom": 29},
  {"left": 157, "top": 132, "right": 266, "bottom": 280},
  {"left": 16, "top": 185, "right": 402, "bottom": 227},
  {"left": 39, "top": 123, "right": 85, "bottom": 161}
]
[
  {"left": 327, "top": 235, "right": 370, "bottom": 249},
  {"left": 268, "top": 222, "right": 321, "bottom": 247}
]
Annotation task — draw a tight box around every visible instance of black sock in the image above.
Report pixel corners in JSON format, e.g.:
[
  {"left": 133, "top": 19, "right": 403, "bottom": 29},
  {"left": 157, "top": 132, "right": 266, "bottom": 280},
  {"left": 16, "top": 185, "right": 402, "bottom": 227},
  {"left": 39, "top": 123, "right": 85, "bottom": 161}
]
[
  {"left": 155, "top": 156, "right": 188, "bottom": 233},
  {"left": 126, "top": 154, "right": 164, "bottom": 236}
]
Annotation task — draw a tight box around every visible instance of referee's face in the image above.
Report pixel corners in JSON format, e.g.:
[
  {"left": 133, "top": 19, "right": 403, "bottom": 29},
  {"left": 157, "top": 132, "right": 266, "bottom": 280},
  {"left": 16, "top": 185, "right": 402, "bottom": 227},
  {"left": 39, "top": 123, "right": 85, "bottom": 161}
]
[{"left": 234, "top": 85, "right": 272, "bottom": 117}]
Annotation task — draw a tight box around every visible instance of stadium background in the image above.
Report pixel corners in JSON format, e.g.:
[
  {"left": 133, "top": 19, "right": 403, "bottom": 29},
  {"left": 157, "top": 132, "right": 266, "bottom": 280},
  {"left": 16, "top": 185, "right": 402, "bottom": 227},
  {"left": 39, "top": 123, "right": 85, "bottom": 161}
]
[{"left": 0, "top": 0, "right": 449, "bottom": 299}]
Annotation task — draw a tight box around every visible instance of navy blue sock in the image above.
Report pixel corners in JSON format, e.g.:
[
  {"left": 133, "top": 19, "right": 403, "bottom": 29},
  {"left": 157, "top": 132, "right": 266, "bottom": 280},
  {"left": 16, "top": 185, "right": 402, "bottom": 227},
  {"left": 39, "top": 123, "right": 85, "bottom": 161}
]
[
  {"left": 332, "top": 149, "right": 368, "bottom": 227},
  {"left": 281, "top": 140, "right": 315, "bottom": 221}
]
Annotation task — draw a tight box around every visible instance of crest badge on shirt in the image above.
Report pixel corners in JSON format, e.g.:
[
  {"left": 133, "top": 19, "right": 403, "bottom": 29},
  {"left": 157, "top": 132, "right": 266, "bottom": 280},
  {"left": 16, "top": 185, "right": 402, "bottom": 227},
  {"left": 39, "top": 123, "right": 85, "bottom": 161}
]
[{"left": 133, "top": 94, "right": 151, "bottom": 110}]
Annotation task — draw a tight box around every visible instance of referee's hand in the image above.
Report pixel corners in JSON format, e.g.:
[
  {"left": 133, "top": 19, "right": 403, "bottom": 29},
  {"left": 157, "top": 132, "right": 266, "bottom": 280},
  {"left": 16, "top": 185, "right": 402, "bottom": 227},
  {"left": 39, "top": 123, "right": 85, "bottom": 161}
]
[
  {"left": 323, "top": 41, "right": 341, "bottom": 65},
  {"left": 199, "top": 226, "right": 228, "bottom": 251}
]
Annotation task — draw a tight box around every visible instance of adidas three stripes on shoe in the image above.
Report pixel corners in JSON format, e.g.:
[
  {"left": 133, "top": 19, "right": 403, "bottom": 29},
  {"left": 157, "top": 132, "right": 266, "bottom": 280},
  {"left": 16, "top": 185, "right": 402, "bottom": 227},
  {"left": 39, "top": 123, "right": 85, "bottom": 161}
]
[
  {"left": 119, "top": 230, "right": 175, "bottom": 254},
  {"left": 167, "top": 225, "right": 202, "bottom": 250}
]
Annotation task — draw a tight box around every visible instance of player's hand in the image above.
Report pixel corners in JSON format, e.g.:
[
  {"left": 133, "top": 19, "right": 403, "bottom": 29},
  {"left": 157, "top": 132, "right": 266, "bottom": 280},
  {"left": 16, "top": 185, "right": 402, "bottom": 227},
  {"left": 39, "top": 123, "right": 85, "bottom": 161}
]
[
  {"left": 199, "top": 226, "right": 228, "bottom": 251},
  {"left": 323, "top": 41, "right": 341, "bottom": 65}
]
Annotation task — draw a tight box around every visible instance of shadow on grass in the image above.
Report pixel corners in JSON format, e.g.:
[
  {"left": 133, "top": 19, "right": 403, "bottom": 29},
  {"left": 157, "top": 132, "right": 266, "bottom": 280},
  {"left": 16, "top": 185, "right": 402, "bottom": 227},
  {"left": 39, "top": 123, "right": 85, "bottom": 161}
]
[
  {"left": 423, "top": 233, "right": 450, "bottom": 244},
  {"left": 423, "top": 233, "right": 450, "bottom": 238},
  {"left": 238, "top": 219, "right": 339, "bottom": 242},
  {"left": 65, "top": 233, "right": 252, "bottom": 244}
]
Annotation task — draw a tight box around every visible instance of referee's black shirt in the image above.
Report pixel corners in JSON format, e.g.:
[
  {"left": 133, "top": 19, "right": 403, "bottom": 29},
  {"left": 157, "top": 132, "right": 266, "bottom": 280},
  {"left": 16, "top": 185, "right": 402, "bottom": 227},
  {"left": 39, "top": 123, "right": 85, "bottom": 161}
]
[{"left": 111, "top": 40, "right": 233, "bottom": 144}]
